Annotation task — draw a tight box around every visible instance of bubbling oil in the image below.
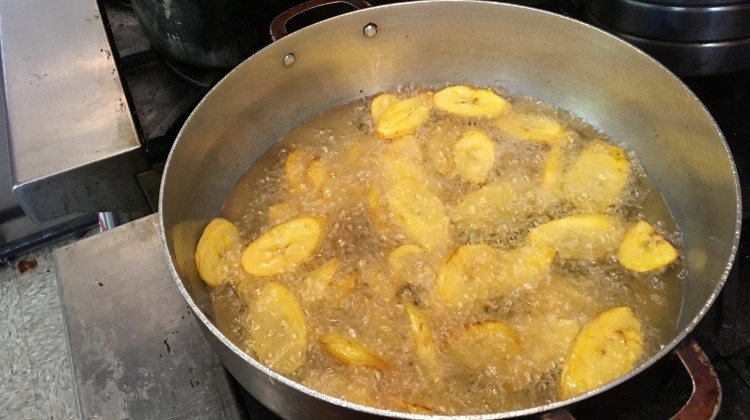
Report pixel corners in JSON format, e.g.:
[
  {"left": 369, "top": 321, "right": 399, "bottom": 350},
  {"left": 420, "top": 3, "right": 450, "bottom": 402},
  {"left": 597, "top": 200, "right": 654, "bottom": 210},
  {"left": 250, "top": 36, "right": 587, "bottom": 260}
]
[{"left": 209, "top": 87, "right": 684, "bottom": 415}]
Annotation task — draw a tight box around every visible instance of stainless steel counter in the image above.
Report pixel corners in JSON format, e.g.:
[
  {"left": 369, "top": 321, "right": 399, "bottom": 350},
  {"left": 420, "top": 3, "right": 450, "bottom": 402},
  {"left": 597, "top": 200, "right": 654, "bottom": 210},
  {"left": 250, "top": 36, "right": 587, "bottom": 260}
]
[
  {"left": 55, "top": 214, "right": 243, "bottom": 419},
  {"left": 0, "top": 0, "right": 150, "bottom": 222}
]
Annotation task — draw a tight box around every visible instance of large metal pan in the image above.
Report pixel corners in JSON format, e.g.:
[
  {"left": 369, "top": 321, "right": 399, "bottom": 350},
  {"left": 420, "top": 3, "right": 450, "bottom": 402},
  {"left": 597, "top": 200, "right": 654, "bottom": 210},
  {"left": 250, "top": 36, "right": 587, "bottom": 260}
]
[{"left": 159, "top": 1, "right": 741, "bottom": 418}]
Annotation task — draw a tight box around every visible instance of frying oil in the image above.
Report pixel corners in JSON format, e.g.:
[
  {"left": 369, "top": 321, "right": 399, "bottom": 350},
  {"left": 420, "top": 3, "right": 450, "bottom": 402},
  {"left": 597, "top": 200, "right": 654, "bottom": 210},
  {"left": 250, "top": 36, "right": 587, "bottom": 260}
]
[{"left": 208, "top": 87, "right": 684, "bottom": 415}]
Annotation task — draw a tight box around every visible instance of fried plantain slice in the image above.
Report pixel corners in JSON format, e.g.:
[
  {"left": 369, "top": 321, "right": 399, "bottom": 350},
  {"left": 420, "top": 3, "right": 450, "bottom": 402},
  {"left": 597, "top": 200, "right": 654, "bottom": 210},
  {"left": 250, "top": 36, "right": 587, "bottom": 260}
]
[
  {"left": 495, "top": 112, "right": 565, "bottom": 143},
  {"left": 285, "top": 149, "right": 331, "bottom": 195},
  {"left": 446, "top": 321, "right": 521, "bottom": 373},
  {"left": 562, "top": 139, "right": 630, "bottom": 212},
  {"left": 451, "top": 180, "right": 539, "bottom": 240},
  {"left": 388, "top": 244, "right": 426, "bottom": 273},
  {"left": 241, "top": 216, "right": 326, "bottom": 276},
  {"left": 403, "top": 302, "right": 441, "bottom": 374},
  {"left": 285, "top": 149, "right": 313, "bottom": 193},
  {"left": 435, "top": 244, "right": 500, "bottom": 306},
  {"left": 522, "top": 315, "right": 580, "bottom": 370},
  {"left": 386, "top": 177, "right": 451, "bottom": 250},
  {"left": 299, "top": 258, "right": 339, "bottom": 302},
  {"left": 371, "top": 93, "right": 401, "bottom": 122},
  {"left": 319, "top": 332, "right": 387, "bottom": 370},
  {"left": 376, "top": 92, "right": 433, "bottom": 139},
  {"left": 496, "top": 243, "right": 556, "bottom": 291},
  {"left": 453, "top": 130, "right": 496, "bottom": 184},
  {"left": 307, "top": 158, "right": 330, "bottom": 190},
  {"left": 389, "top": 134, "right": 424, "bottom": 162},
  {"left": 527, "top": 214, "right": 624, "bottom": 260},
  {"left": 250, "top": 281, "right": 308, "bottom": 375},
  {"left": 618, "top": 220, "right": 679, "bottom": 272},
  {"left": 195, "top": 218, "right": 240, "bottom": 287},
  {"left": 542, "top": 145, "right": 565, "bottom": 189},
  {"left": 558, "top": 306, "right": 643, "bottom": 399},
  {"left": 424, "top": 122, "right": 460, "bottom": 175},
  {"left": 434, "top": 85, "right": 510, "bottom": 118},
  {"left": 380, "top": 153, "right": 430, "bottom": 186},
  {"left": 366, "top": 183, "right": 391, "bottom": 239}
]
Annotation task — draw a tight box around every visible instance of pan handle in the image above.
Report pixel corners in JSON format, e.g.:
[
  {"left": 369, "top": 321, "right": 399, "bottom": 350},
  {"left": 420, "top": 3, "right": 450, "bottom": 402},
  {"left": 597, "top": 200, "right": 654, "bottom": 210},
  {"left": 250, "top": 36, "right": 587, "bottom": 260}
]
[
  {"left": 270, "top": 0, "right": 372, "bottom": 41},
  {"left": 672, "top": 339, "right": 722, "bottom": 420},
  {"left": 538, "top": 339, "right": 720, "bottom": 420}
]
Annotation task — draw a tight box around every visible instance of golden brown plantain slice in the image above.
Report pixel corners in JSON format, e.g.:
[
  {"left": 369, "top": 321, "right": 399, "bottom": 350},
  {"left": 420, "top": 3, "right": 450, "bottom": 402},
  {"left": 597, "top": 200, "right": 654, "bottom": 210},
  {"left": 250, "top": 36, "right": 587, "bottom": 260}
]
[
  {"left": 424, "top": 122, "right": 461, "bottom": 175},
  {"left": 285, "top": 149, "right": 313, "bottom": 193},
  {"left": 618, "top": 220, "right": 679, "bottom": 272},
  {"left": 380, "top": 153, "right": 430, "bottom": 186},
  {"left": 284, "top": 149, "right": 332, "bottom": 195},
  {"left": 386, "top": 177, "right": 451, "bottom": 250},
  {"left": 521, "top": 315, "right": 580, "bottom": 370},
  {"left": 495, "top": 112, "right": 565, "bottom": 143},
  {"left": 435, "top": 244, "right": 500, "bottom": 306},
  {"left": 195, "top": 218, "right": 240, "bottom": 287},
  {"left": 434, "top": 85, "right": 510, "bottom": 118},
  {"left": 376, "top": 92, "right": 433, "bottom": 139},
  {"left": 527, "top": 214, "right": 624, "bottom": 260},
  {"left": 451, "top": 180, "right": 539, "bottom": 240},
  {"left": 329, "top": 272, "right": 358, "bottom": 305},
  {"left": 250, "top": 281, "right": 308, "bottom": 375},
  {"left": 403, "top": 302, "right": 441, "bottom": 374},
  {"left": 388, "top": 135, "right": 424, "bottom": 162},
  {"left": 371, "top": 93, "right": 401, "bottom": 122},
  {"left": 496, "top": 243, "right": 556, "bottom": 291},
  {"left": 299, "top": 258, "right": 339, "bottom": 302},
  {"left": 558, "top": 306, "right": 643, "bottom": 399},
  {"left": 366, "top": 183, "right": 391, "bottom": 239},
  {"left": 542, "top": 146, "right": 565, "bottom": 189},
  {"left": 446, "top": 321, "right": 521, "bottom": 373},
  {"left": 319, "top": 332, "right": 387, "bottom": 369},
  {"left": 306, "top": 158, "right": 330, "bottom": 190},
  {"left": 241, "top": 216, "right": 326, "bottom": 276},
  {"left": 452, "top": 130, "right": 496, "bottom": 184},
  {"left": 388, "top": 244, "right": 425, "bottom": 273},
  {"left": 562, "top": 139, "right": 630, "bottom": 212}
]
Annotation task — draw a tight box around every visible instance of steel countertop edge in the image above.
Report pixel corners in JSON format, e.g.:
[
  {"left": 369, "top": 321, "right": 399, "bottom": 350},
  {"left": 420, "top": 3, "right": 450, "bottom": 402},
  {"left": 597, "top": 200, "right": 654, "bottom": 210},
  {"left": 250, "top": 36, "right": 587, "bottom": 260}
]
[
  {"left": 0, "top": 0, "right": 150, "bottom": 222},
  {"left": 55, "top": 214, "right": 244, "bottom": 419}
]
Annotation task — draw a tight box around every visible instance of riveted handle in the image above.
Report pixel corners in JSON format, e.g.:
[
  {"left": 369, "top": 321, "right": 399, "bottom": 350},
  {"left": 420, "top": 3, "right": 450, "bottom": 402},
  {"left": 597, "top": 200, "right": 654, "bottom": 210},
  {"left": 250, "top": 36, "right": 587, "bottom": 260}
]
[
  {"left": 672, "top": 339, "right": 722, "bottom": 420},
  {"left": 270, "top": 0, "right": 372, "bottom": 41}
]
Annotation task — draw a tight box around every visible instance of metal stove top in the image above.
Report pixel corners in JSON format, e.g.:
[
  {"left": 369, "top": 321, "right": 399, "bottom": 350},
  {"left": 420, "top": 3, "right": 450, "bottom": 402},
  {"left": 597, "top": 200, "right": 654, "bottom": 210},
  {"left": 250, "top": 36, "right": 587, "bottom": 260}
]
[
  {"left": 56, "top": 215, "right": 246, "bottom": 420},
  {"left": 43, "top": 0, "right": 750, "bottom": 419}
]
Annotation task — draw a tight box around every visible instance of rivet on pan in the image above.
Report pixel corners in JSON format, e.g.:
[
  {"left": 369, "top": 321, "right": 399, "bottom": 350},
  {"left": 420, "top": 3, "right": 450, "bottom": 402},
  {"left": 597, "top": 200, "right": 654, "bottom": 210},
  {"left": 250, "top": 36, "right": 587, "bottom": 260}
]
[
  {"left": 363, "top": 23, "right": 378, "bottom": 38},
  {"left": 283, "top": 53, "right": 296, "bottom": 67}
]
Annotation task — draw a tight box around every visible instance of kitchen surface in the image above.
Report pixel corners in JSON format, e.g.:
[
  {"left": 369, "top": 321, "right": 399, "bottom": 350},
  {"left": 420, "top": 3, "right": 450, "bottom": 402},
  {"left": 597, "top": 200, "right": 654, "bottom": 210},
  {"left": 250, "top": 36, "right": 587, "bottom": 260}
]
[
  {"left": 0, "top": 234, "right": 91, "bottom": 419},
  {"left": 1, "top": 0, "right": 749, "bottom": 419}
]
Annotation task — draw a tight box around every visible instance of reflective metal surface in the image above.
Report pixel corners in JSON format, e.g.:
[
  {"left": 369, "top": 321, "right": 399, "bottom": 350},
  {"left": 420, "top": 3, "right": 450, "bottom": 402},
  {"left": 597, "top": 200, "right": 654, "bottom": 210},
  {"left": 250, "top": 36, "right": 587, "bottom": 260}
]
[
  {"left": 56, "top": 214, "right": 243, "bottom": 420},
  {"left": 584, "top": 0, "right": 750, "bottom": 75},
  {"left": 586, "top": 0, "right": 750, "bottom": 42},
  {"left": 588, "top": 12, "right": 750, "bottom": 77},
  {"left": 0, "top": 0, "right": 150, "bottom": 222},
  {"left": 160, "top": 1, "right": 740, "bottom": 418}
]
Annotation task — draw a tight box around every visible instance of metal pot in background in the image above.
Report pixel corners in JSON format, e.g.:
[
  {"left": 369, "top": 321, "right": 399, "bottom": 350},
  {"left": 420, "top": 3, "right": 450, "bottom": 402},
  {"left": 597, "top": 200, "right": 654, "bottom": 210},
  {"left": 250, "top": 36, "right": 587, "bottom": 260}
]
[
  {"left": 129, "top": 0, "right": 304, "bottom": 69},
  {"left": 128, "top": 0, "right": 406, "bottom": 69},
  {"left": 585, "top": 0, "right": 750, "bottom": 76}
]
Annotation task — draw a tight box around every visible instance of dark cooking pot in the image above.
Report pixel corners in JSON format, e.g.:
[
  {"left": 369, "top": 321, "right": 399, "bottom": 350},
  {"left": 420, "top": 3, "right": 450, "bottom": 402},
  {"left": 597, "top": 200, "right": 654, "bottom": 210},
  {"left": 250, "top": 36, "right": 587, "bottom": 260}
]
[
  {"left": 159, "top": 1, "right": 741, "bottom": 418},
  {"left": 129, "top": 0, "right": 300, "bottom": 68},
  {"left": 129, "top": 0, "right": 392, "bottom": 69}
]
